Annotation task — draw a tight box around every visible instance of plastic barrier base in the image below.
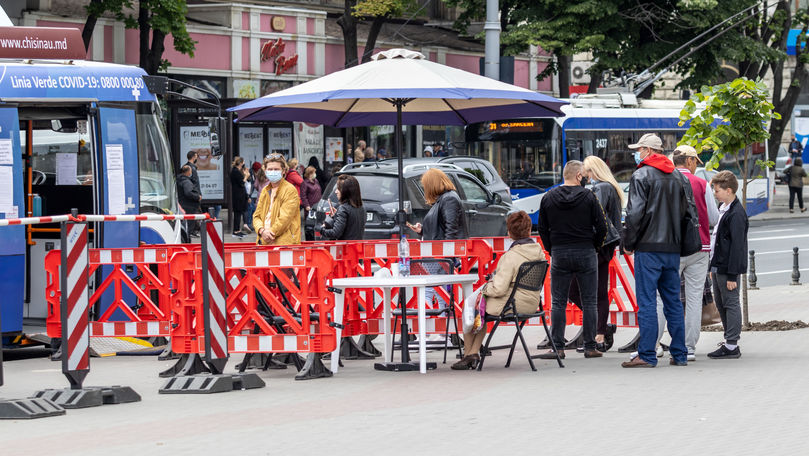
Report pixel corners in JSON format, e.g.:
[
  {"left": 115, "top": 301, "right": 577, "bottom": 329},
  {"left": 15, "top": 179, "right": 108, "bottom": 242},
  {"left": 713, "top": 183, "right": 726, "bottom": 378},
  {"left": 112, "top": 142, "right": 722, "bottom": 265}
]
[
  {"left": 358, "top": 335, "right": 382, "bottom": 357},
  {"left": 0, "top": 397, "right": 66, "bottom": 419},
  {"left": 340, "top": 337, "right": 376, "bottom": 360},
  {"left": 33, "top": 386, "right": 141, "bottom": 409},
  {"left": 158, "top": 373, "right": 265, "bottom": 394},
  {"left": 159, "top": 354, "right": 211, "bottom": 378},
  {"left": 294, "top": 353, "right": 333, "bottom": 381},
  {"left": 236, "top": 353, "right": 290, "bottom": 372},
  {"left": 617, "top": 332, "right": 640, "bottom": 353}
]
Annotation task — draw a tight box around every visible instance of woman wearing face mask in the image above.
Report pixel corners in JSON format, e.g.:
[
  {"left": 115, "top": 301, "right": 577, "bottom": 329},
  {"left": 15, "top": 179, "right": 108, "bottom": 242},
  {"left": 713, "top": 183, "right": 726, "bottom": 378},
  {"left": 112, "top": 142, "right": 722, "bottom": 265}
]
[
  {"left": 252, "top": 155, "right": 301, "bottom": 245},
  {"left": 567, "top": 156, "right": 624, "bottom": 351}
]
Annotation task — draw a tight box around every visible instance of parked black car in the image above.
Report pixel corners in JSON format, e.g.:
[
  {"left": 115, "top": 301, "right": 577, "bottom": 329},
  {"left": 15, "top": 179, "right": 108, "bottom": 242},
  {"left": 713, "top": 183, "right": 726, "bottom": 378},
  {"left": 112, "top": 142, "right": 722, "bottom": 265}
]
[{"left": 308, "top": 160, "right": 510, "bottom": 239}]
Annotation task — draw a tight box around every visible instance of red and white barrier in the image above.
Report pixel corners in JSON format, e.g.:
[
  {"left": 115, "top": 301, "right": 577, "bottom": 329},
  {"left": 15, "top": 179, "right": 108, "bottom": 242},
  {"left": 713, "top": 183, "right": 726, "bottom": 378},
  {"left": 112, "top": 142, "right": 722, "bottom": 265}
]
[
  {"left": 61, "top": 221, "right": 90, "bottom": 387},
  {"left": 202, "top": 219, "right": 228, "bottom": 368},
  {"left": 0, "top": 215, "right": 72, "bottom": 226}
]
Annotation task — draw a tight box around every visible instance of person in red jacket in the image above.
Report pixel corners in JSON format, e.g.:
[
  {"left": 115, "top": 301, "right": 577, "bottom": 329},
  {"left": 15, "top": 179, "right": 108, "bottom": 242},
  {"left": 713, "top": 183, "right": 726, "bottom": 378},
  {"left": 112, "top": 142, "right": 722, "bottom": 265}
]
[{"left": 285, "top": 158, "right": 304, "bottom": 196}]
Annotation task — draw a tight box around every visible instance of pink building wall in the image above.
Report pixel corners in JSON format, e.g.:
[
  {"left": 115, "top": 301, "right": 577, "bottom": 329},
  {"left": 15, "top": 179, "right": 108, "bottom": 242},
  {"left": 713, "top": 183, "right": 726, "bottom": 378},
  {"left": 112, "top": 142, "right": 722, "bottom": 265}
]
[{"left": 444, "top": 54, "right": 479, "bottom": 74}]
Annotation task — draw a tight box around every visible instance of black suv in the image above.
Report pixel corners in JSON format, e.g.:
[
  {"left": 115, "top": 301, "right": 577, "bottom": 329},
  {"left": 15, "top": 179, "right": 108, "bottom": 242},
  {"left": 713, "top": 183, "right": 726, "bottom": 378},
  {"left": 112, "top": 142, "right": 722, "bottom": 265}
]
[{"left": 308, "top": 160, "right": 511, "bottom": 239}]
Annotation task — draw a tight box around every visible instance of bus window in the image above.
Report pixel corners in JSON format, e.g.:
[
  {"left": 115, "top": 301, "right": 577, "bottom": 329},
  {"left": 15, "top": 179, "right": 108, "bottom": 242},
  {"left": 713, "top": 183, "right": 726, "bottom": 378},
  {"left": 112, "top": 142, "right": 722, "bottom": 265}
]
[
  {"left": 21, "top": 113, "right": 95, "bottom": 222},
  {"left": 137, "top": 110, "right": 178, "bottom": 215}
]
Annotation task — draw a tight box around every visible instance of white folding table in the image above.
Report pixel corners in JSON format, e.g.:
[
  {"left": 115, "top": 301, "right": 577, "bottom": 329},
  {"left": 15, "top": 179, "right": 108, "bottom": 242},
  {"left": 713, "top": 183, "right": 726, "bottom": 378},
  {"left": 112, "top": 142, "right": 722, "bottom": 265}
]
[{"left": 330, "top": 274, "right": 479, "bottom": 374}]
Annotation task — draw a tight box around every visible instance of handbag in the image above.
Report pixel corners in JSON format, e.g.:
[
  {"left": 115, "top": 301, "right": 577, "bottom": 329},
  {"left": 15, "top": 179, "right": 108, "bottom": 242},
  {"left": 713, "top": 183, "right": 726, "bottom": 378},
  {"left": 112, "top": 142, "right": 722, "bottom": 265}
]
[
  {"left": 701, "top": 274, "right": 721, "bottom": 325},
  {"left": 676, "top": 171, "right": 702, "bottom": 257}
]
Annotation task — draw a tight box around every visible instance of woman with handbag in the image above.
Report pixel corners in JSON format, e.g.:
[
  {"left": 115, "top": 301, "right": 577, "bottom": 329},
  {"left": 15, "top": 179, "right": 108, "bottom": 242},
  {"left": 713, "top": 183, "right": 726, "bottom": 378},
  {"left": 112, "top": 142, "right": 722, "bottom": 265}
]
[
  {"left": 567, "top": 156, "right": 624, "bottom": 352},
  {"left": 452, "top": 211, "right": 545, "bottom": 370}
]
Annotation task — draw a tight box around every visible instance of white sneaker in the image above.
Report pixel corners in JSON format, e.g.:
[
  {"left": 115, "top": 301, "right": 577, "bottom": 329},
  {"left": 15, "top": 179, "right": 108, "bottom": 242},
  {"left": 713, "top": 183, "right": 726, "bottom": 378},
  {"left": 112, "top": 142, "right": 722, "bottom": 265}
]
[
  {"left": 687, "top": 353, "right": 696, "bottom": 362},
  {"left": 656, "top": 346, "right": 664, "bottom": 358}
]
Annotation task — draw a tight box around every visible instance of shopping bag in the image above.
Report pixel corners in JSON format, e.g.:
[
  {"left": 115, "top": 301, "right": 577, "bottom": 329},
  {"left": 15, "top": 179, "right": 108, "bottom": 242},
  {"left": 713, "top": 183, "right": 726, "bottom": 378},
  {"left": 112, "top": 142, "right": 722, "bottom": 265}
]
[{"left": 462, "top": 287, "right": 483, "bottom": 333}]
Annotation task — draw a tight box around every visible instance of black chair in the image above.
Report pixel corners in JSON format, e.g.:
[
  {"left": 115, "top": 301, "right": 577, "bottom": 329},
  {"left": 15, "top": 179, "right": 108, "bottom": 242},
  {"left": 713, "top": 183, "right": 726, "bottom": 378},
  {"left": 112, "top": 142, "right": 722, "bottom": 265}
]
[
  {"left": 390, "top": 258, "right": 461, "bottom": 364},
  {"left": 477, "top": 260, "right": 564, "bottom": 371}
]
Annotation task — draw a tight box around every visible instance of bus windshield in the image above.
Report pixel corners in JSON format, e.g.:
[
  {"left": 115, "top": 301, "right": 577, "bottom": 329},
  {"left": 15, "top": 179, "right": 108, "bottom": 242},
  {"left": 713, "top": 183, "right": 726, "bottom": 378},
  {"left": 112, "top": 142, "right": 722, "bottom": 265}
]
[
  {"left": 466, "top": 119, "right": 561, "bottom": 191},
  {"left": 137, "top": 108, "right": 177, "bottom": 215}
]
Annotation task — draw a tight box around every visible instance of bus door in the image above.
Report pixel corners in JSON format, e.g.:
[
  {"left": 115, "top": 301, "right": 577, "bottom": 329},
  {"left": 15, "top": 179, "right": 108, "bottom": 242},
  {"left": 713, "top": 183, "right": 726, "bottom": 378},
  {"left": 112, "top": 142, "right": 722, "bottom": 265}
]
[
  {"left": 94, "top": 105, "right": 140, "bottom": 320},
  {"left": 21, "top": 105, "right": 96, "bottom": 322},
  {"left": 0, "top": 106, "right": 25, "bottom": 333}
]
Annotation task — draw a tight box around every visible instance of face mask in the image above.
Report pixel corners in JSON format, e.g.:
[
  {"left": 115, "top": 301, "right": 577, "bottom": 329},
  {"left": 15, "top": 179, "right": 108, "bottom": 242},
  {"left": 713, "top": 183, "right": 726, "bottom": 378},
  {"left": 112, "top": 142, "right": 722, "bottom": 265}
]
[
  {"left": 267, "top": 170, "right": 283, "bottom": 183},
  {"left": 580, "top": 176, "right": 589, "bottom": 187},
  {"left": 634, "top": 151, "right": 643, "bottom": 165}
]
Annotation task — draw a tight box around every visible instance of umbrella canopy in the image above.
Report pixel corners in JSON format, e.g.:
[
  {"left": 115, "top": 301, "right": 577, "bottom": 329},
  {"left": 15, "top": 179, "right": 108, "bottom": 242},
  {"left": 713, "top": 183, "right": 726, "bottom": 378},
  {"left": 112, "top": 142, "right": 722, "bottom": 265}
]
[{"left": 230, "top": 48, "right": 567, "bottom": 126}]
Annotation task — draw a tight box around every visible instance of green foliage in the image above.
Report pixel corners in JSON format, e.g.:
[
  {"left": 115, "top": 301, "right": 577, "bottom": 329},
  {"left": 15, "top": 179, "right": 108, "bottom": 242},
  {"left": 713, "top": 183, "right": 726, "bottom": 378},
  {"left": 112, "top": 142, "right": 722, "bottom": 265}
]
[
  {"left": 84, "top": 0, "right": 195, "bottom": 71},
  {"left": 678, "top": 77, "right": 780, "bottom": 171},
  {"left": 353, "top": 0, "right": 413, "bottom": 17}
]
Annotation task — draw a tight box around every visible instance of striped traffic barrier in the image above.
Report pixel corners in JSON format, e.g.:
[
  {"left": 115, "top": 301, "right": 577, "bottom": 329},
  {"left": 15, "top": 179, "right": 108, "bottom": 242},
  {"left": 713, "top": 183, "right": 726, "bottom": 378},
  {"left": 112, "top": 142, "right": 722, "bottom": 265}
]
[
  {"left": 160, "top": 216, "right": 265, "bottom": 393},
  {"left": 33, "top": 215, "right": 141, "bottom": 409}
]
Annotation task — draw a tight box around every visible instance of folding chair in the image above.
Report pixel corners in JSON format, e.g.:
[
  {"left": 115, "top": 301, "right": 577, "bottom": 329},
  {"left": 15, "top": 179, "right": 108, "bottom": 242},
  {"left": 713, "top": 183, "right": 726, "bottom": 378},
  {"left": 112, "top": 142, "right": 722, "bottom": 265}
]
[
  {"left": 477, "top": 260, "right": 564, "bottom": 371},
  {"left": 391, "top": 258, "right": 461, "bottom": 364}
]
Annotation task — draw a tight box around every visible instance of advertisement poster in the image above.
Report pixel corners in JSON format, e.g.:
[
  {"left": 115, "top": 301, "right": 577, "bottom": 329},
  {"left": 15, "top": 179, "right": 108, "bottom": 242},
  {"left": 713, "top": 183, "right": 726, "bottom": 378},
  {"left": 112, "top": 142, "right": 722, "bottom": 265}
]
[
  {"left": 267, "top": 127, "right": 292, "bottom": 158},
  {"left": 233, "top": 79, "right": 259, "bottom": 99},
  {"left": 294, "top": 122, "right": 323, "bottom": 167},
  {"left": 325, "top": 137, "right": 343, "bottom": 163},
  {"left": 180, "top": 125, "right": 223, "bottom": 200},
  {"left": 238, "top": 127, "right": 264, "bottom": 167}
]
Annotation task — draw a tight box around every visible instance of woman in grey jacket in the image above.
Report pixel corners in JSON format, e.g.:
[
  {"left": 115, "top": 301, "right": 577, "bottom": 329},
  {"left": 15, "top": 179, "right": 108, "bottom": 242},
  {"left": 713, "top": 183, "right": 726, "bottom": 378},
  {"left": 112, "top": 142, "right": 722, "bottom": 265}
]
[
  {"left": 785, "top": 158, "right": 807, "bottom": 213},
  {"left": 321, "top": 175, "right": 366, "bottom": 240}
]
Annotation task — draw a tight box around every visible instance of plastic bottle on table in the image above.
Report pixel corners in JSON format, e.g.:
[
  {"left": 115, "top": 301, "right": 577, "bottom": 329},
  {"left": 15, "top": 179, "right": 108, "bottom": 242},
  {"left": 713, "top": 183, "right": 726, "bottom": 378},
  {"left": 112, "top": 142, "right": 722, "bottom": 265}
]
[{"left": 398, "top": 235, "right": 410, "bottom": 277}]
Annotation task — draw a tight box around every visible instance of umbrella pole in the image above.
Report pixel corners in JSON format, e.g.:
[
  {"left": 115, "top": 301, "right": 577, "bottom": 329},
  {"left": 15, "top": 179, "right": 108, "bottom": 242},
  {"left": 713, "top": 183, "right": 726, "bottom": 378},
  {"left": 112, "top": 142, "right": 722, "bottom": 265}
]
[{"left": 395, "top": 99, "right": 410, "bottom": 365}]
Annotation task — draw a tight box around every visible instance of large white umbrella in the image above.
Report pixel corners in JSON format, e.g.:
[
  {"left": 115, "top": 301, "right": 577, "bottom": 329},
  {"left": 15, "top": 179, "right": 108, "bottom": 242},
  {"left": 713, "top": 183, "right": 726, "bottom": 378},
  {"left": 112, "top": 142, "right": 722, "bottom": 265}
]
[{"left": 230, "top": 48, "right": 567, "bottom": 237}]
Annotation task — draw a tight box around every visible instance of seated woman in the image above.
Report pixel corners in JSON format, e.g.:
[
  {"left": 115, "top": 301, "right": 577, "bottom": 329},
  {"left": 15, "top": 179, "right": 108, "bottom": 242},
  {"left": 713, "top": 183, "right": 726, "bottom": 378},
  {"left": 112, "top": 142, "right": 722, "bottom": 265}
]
[
  {"left": 321, "top": 175, "right": 366, "bottom": 240},
  {"left": 452, "top": 211, "right": 546, "bottom": 370}
]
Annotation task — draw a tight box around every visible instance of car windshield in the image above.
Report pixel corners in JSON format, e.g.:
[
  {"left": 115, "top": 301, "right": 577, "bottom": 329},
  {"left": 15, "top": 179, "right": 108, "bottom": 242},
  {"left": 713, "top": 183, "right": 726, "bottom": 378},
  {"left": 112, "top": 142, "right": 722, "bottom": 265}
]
[{"left": 323, "top": 174, "right": 399, "bottom": 204}]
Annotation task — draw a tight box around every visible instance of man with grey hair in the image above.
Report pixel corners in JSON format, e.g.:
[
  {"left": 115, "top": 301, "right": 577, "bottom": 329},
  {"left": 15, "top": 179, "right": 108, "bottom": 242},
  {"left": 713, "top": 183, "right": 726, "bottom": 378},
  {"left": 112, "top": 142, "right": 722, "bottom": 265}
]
[
  {"left": 622, "top": 133, "right": 692, "bottom": 368},
  {"left": 537, "top": 160, "right": 608, "bottom": 359}
]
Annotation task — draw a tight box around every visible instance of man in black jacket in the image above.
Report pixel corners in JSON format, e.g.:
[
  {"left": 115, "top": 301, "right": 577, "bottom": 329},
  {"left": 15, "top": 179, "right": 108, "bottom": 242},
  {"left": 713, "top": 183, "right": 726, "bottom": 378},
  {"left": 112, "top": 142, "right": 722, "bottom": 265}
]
[
  {"left": 707, "top": 171, "right": 748, "bottom": 359},
  {"left": 537, "top": 160, "right": 608, "bottom": 359},
  {"left": 621, "top": 134, "right": 690, "bottom": 368},
  {"left": 177, "top": 165, "right": 202, "bottom": 237}
]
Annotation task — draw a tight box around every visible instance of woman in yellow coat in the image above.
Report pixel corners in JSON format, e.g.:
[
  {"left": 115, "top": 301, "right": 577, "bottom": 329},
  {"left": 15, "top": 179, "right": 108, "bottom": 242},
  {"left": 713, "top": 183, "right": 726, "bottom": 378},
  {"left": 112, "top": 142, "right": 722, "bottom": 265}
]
[{"left": 252, "top": 154, "right": 301, "bottom": 245}]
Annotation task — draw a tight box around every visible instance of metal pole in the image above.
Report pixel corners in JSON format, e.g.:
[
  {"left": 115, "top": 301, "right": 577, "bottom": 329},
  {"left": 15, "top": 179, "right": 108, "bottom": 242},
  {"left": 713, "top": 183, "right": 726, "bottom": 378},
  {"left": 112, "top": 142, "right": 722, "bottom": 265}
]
[
  {"left": 484, "top": 0, "right": 500, "bottom": 80},
  {"left": 791, "top": 247, "right": 801, "bottom": 286},
  {"left": 395, "top": 99, "right": 410, "bottom": 364},
  {"left": 748, "top": 250, "right": 758, "bottom": 290}
]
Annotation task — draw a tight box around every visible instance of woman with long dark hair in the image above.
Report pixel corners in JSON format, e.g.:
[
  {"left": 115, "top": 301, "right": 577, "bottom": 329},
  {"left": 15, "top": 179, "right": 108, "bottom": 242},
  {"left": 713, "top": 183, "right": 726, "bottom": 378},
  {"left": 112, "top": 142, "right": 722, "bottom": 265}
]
[
  {"left": 229, "top": 156, "right": 248, "bottom": 238},
  {"left": 321, "top": 175, "right": 366, "bottom": 240},
  {"left": 567, "top": 155, "right": 624, "bottom": 351}
]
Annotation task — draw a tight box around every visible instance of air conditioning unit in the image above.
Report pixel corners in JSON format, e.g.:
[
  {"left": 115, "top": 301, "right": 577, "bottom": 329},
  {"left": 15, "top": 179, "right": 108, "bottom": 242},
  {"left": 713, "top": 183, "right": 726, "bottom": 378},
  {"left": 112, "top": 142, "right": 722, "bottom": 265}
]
[{"left": 570, "top": 62, "right": 593, "bottom": 84}]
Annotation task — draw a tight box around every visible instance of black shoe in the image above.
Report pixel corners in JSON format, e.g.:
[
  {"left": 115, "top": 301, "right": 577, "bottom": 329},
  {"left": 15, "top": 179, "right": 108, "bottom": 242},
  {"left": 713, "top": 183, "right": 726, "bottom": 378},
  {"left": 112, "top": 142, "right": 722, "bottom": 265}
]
[
  {"left": 604, "top": 324, "right": 617, "bottom": 351},
  {"left": 451, "top": 354, "right": 479, "bottom": 370},
  {"left": 707, "top": 345, "right": 741, "bottom": 359}
]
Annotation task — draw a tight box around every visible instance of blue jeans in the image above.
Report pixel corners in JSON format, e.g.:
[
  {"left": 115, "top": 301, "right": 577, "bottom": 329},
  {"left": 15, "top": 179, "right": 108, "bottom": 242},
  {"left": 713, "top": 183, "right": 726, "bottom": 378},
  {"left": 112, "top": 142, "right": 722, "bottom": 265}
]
[
  {"left": 550, "top": 247, "right": 598, "bottom": 350},
  {"left": 635, "top": 251, "right": 687, "bottom": 365}
]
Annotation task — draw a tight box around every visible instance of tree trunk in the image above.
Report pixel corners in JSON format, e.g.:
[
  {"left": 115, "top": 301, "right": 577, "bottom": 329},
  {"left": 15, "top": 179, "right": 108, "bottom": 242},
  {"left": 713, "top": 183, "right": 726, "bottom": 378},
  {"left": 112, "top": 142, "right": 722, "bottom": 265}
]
[
  {"left": 147, "top": 30, "right": 167, "bottom": 75},
  {"left": 557, "top": 55, "right": 571, "bottom": 99},
  {"left": 361, "top": 16, "right": 386, "bottom": 64},
  {"left": 81, "top": 0, "right": 103, "bottom": 52},
  {"left": 741, "top": 144, "right": 750, "bottom": 328},
  {"left": 138, "top": 2, "right": 151, "bottom": 73},
  {"left": 338, "top": 1, "right": 359, "bottom": 68},
  {"left": 587, "top": 70, "right": 602, "bottom": 94}
]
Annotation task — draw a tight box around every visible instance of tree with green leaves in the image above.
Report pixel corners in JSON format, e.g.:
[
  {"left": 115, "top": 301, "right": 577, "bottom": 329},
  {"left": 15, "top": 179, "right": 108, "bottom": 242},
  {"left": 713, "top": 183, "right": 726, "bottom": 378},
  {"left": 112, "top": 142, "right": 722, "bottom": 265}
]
[
  {"left": 82, "top": 0, "right": 196, "bottom": 74},
  {"left": 678, "top": 77, "right": 780, "bottom": 326},
  {"left": 337, "top": 0, "right": 413, "bottom": 68}
]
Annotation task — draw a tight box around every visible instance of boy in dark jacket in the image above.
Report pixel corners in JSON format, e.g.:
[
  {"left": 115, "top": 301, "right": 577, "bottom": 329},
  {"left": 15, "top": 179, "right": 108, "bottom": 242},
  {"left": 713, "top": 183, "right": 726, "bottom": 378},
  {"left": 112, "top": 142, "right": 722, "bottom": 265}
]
[{"left": 708, "top": 171, "right": 748, "bottom": 359}]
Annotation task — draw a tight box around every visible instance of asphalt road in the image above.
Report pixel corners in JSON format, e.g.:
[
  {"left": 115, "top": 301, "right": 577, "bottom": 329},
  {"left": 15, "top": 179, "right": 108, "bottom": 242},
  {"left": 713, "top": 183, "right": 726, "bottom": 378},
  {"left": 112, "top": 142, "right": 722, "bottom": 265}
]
[{"left": 748, "top": 219, "right": 809, "bottom": 287}]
